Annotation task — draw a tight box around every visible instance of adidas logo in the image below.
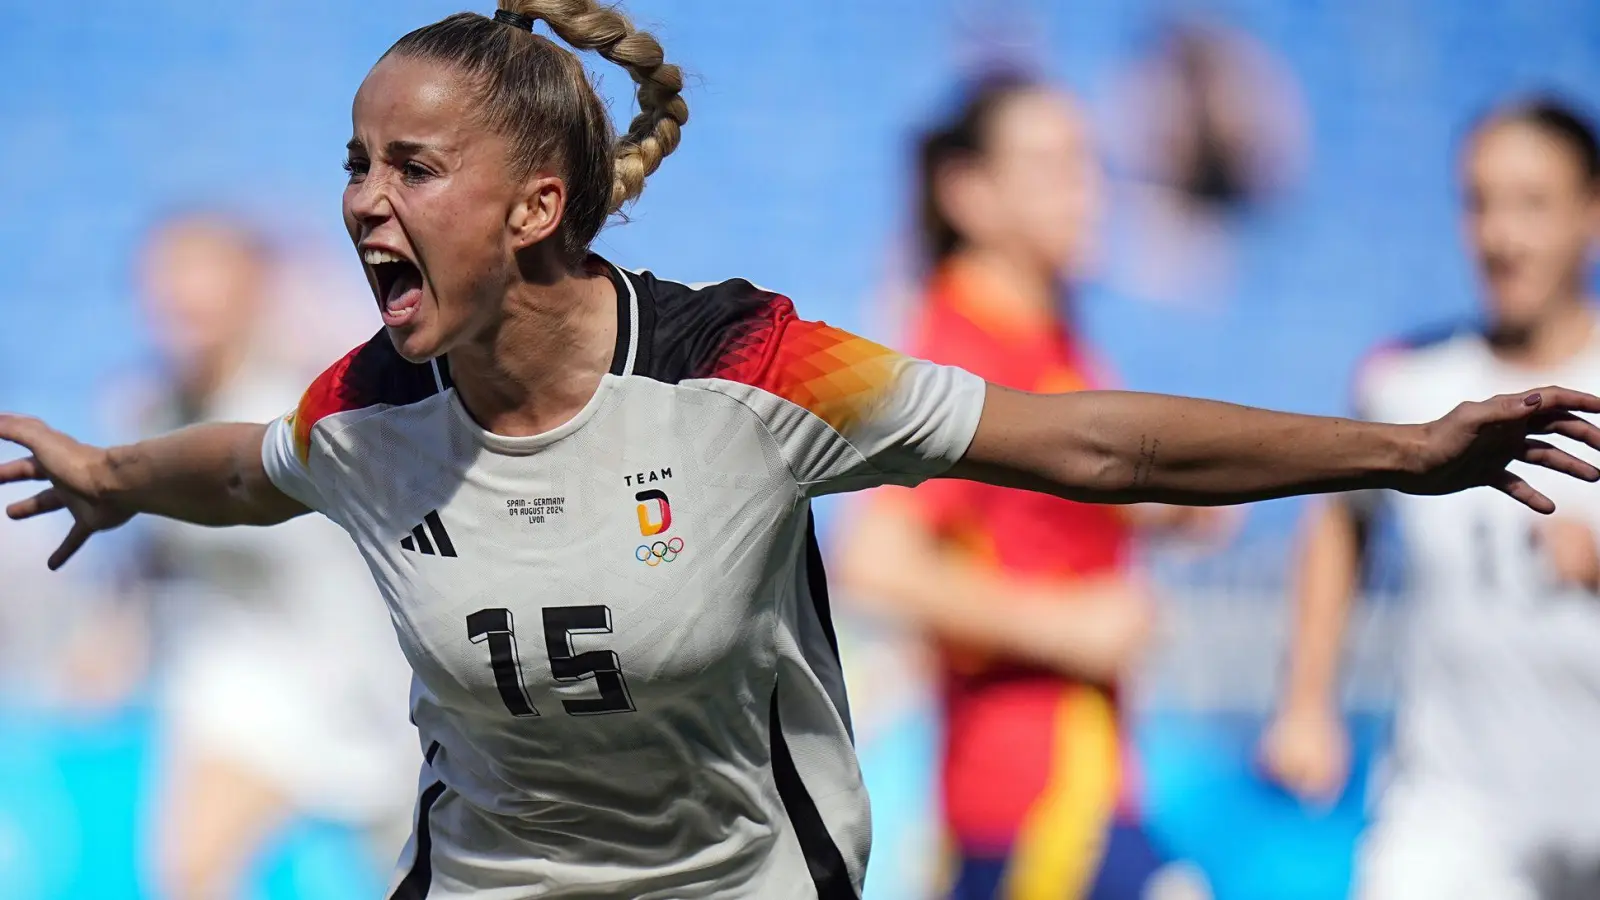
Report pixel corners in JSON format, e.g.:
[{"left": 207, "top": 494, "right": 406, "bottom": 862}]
[{"left": 400, "top": 511, "right": 458, "bottom": 557}]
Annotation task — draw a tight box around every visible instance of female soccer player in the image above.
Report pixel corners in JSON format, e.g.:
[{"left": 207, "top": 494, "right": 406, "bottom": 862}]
[
  {"left": 1261, "top": 99, "right": 1600, "bottom": 900},
  {"left": 837, "top": 75, "right": 1213, "bottom": 899},
  {"left": 2, "top": 7, "right": 1599, "bottom": 898}
]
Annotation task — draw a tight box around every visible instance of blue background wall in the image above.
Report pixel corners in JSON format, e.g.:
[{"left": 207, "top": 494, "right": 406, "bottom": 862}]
[{"left": 2, "top": 1, "right": 1598, "bottom": 897}]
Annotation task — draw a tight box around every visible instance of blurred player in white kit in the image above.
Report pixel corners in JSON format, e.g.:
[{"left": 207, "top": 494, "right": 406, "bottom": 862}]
[
  {"left": 131, "top": 215, "right": 417, "bottom": 900},
  {"left": 1262, "top": 98, "right": 1600, "bottom": 899}
]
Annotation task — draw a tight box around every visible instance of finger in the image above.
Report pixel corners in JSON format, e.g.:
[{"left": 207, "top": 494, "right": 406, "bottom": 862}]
[
  {"left": 1520, "top": 439, "right": 1600, "bottom": 482},
  {"left": 1522, "top": 387, "right": 1600, "bottom": 416},
  {"left": 1495, "top": 471, "right": 1556, "bottom": 514},
  {"left": 0, "top": 455, "right": 42, "bottom": 485},
  {"left": 1475, "top": 391, "right": 1551, "bottom": 425},
  {"left": 47, "top": 523, "right": 92, "bottom": 571},
  {"left": 6, "top": 488, "right": 64, "bottom": 521},
  {"left": 0, "top": 414, "right": 49, "bottom": 451},
  {"left": 1537, "top": 413, "right": 1600, "bottom": 450}
]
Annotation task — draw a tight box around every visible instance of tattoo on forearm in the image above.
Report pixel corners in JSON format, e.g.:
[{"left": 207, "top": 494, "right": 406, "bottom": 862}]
[{"left": 1132, "top": 435, "right": 1161, "bottom": 488}]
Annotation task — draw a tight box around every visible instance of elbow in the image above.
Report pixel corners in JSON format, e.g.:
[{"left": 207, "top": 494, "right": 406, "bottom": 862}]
[
  {"left": 1032, "top": 433, "right": 1135, "bottom": 502},
  {"left": 1079, "top": 442, "right": 1133, "bottom": 496},
  {"left": 222, "top": 464, "right": 272, "bottom": 525},
  {"left": 1021, "top": 399, "right": 1135, "bottom": 500},
  {"left": 1058, "top": 417, "right": 1181, "bottom": 503},
  {"left": 226, "top": 455, "right": 300, "bottom": 527},
  {"left": 223, "top": 464, "right": 253, "bottom": 509}
]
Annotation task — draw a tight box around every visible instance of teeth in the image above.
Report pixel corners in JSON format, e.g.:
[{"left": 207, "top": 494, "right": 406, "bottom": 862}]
[{"left": 363, "top": 249, "right": 407, "bottom": 265}]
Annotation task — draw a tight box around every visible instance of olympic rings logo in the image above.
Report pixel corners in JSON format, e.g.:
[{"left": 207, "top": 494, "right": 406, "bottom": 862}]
[{"left": 636, "top": 537, "right": 686, "bottom": 566}]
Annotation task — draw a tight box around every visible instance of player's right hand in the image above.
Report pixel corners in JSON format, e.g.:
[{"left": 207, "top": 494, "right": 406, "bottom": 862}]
[
  {"left": 0, "top": 415, "right": 131, "bottom": 570},
  {"left": 1258, "top": 702, "right": 1351, "bottom": 807}
]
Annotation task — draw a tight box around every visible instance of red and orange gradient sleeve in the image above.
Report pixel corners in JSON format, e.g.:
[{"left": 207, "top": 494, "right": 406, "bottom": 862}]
[
  {"left": 285, "top": 328, "right": 442, "bottom": 463},
  {"left": 264, "top": 331, "right": 443, "bottom": 516},
  {"left": 261, "top": 347, "right": 363, "bottom": 516},
  {"left": 694, "top": 291, "right": 987, "bottom": 494},
  {"left": 702, "top": 295, "right": 906, "bottom": 437},
  {"left": 290, "top": 345, "right": 364, "bottom": 463}
]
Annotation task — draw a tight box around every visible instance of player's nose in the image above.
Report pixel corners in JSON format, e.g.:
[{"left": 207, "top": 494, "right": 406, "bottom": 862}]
[{"left": 345, "top": 171, "right": 395, "bottom": 230}]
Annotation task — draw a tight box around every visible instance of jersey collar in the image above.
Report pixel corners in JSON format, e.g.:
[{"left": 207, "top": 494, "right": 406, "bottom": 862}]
[
  {"left": 435, "top": 257, "right": 645, "bottom": 455},
  {"left": 603, "top": 256, "right": 643, "bottom": 378}
]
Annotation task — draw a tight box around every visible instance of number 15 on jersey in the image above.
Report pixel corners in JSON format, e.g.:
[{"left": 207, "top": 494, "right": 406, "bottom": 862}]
[{"left": 466, "top": 606, "right": 637, "bottom": 717}]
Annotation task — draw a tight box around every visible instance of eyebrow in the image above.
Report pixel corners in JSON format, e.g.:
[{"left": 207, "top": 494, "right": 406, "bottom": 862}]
[
  {"left": 385, "top": 139, "right": 433, "bottom": 156},
  {"left": 344, "top": 139, "right": 436, "bottom": 157}
]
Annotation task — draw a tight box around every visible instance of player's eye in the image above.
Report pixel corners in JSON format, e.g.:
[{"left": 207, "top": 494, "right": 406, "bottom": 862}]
[
  {"left": 343, "top": 157, "right": 370, "bottom": 181},
  {"left": 402, "top": 161, "right": 435, "bottom": 184}
]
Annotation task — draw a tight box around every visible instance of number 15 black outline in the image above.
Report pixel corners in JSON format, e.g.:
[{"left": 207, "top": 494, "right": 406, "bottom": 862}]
[{"left": 466, "top": 605, "right": 636, "bottom": 717}]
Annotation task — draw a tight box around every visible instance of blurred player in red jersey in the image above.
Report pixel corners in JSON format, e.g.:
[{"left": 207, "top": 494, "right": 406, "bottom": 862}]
[{"left": 839, "top": 74, "right": 1216, "bottom": 900}]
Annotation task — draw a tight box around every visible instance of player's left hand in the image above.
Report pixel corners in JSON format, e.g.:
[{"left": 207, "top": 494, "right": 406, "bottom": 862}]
[{"left": 1403, "top": 387, "right": 1600, "bottom": 513}]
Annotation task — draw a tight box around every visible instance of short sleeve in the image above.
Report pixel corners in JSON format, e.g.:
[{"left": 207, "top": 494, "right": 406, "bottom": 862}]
[
  {"left": 682, "top": 291, "right": 986, "bottom": 497},
  {"left": 256, "top": 329, "right": 442, "bottom": 519},
  {"left": 261, "top": 408, "right": 329, "bottom": 513}
]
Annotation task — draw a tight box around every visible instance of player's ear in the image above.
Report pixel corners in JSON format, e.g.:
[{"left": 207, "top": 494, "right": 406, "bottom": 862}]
[{"left": 508, "top": 175, "right": 566, "bottom": 250}]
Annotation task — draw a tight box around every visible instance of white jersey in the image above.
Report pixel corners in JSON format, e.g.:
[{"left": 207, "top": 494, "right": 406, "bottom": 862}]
[
  {"left": 260, "top": 263, "right": 986, "bottom": 899},
  {"left": 1356, "top": 324, "right": 1600, "bottom": 848}
]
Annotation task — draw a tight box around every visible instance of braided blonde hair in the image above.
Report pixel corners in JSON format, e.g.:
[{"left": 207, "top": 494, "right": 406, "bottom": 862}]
[
  {"left": 508, "top": 0, "right": 689, "bottom": 212},
  {"left": 385, "top": 4, "right": 688, "bottom": 262}
]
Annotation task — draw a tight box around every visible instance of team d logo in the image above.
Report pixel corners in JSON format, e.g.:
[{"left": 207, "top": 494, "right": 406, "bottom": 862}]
[
  {"left": 634, "top": 490, "right": 684, "bottom": 565},
  {"left": 635, "top": 490, "right": 672, "bottom": 536}
]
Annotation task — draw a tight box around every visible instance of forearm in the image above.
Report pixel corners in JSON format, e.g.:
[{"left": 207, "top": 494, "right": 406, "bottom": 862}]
[
  {"left": 1278, "top": 500, "right": 1364, "bottom": 712},
  {"left": 957, "top": 386, "right": 1424, "bottom": 506},
  {"left": 101, "top": 423, "right": 305, "bottom": 527}
]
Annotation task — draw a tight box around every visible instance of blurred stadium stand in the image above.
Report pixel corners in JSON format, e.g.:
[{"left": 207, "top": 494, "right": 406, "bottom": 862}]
[{"left": 2, "top": 1, "right": 1598, "bottom": 898}]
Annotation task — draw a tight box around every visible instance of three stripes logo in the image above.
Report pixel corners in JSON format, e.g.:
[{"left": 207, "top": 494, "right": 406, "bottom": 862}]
[{"left": 400, "top": 511, "right": 458, "bottom": 557}]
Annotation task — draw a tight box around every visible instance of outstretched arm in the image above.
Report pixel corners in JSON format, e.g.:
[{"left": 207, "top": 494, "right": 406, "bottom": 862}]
[
  {"left": 952, "top": 385, "right": 1600, "bottom": 512},
  {"left": 0, "top": 416, "right": 307, "bottom": 569}
]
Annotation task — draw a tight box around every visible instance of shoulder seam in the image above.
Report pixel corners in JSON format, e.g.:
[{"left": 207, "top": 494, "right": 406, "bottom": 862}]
[
  {"left": 302, "top": 396, "right": 442, "bottom": 468},
  {"left": 676, "top": 376, "right": 886, "bottom": 493}
]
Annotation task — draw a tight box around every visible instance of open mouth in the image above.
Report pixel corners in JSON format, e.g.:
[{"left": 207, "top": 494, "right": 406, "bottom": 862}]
[{"left": 363, "top": 248, "right": 424, "bottom": 326}]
